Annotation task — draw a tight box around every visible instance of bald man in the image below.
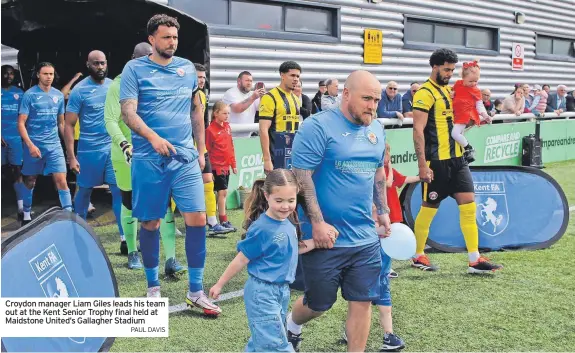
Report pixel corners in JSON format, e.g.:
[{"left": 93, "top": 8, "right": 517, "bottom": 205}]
[
  {"left": 64, "top": 51, "right": 124, "bottom": 242},
  {"left": 378, "top": 80, "right": 404, "bottom": 126},
  {"left": 287, "top": 70, "right": 390, "bottom": 352}
]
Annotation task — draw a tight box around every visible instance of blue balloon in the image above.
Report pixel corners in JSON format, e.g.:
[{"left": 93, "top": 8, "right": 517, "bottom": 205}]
[{"left": 379, "top": 223, "right": 416, "bottom": 260}]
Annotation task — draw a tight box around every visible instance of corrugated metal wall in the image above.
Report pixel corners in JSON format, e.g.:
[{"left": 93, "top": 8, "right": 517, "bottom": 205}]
[
  {"left": 1, "top": 45, "right": 19, "bottom": 68},
  {"left": 205, "top": 0, "right": 575, "bottom": 102}
]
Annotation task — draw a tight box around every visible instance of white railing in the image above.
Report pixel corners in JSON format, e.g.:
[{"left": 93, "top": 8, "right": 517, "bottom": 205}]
[{"left": 229, "top": 112, "right": 575, "bottom": 134}]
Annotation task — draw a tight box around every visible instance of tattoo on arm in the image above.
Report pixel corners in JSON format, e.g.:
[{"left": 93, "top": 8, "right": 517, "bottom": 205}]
[
  {"left": 121, "top": 99, "right": 153, "bottom": 139},
  {"left": 373, "top": 178, "right": 389, "bottom": 215},
  {"left": 413, "top": 132, "right": 426, "bottom": 167},
  {"left": 293, "top": 168, "right": 324, "bottom": 223}
]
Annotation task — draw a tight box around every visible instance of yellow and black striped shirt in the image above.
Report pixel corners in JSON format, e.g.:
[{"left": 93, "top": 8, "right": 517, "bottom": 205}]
[
  {"left": 198, "top": 89, "right": 209, "bottom": 128},
  {"left": 259, "top": 86, "right": 301, "bottom": 133},
  {"left": 412, "top": 79, "right": 463, "bottom": 160}
]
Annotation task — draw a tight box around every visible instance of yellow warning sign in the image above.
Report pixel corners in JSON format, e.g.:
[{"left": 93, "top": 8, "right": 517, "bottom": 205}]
[{"left": 364, "top": 29, "right": 383, "bottom": 65}]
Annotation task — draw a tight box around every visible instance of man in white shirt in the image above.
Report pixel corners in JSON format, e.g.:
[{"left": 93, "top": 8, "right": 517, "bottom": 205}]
[
  {"left": 222, "top": 71, "right": 265, "bottom": 137},
  {"left": 320, "top": 78, "right": 341, "bottom": 111}
]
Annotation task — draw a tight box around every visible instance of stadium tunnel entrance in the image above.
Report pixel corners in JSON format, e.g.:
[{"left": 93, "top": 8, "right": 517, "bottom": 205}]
[{"left": 1, "top": 0, "right": 210, "bottom": 90}]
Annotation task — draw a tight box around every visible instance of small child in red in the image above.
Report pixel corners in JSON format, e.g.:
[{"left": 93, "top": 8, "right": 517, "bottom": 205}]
[
  {"left": 451, "top": 60, "right": 492, "bottom": 163},
  {"left": 206, "top": 101, "right": 237, "bottom": 231},
  {"left": 373, "top": 143, "right": 419, "bottom": 278}
]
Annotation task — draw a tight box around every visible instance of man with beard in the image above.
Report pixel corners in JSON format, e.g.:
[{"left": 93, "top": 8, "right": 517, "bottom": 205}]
[
  {"left": 105, "top": 42, "right": 186, "bottom": 274},
  {"left": 411, "top": 48, "right": 502, "bottom": 273},
  {"left": 259, "top": 61, "right": 302, "bottom": 174},
  {"left": 64, "top": 51, "right": 124, "bottom": 245},
  {"left": 18, "top": 62, "right": 72, "bottom": 225},
  {"left": 2, "top": 65, "right": 25, "bottom": 219},
  {"left": 223, "top": 71, "right": 265, "bottom": 137},
  {"left": 119, "top": 14, "right": 221, "bottom": 316},
  {"left": 286, "top": 70, "right": 390, "bottom": 352}
]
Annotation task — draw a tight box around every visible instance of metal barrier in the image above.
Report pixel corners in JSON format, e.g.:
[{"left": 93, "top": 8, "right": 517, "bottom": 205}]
[{"left": 228, "top": 112, "right": 575, "bottom": 134}]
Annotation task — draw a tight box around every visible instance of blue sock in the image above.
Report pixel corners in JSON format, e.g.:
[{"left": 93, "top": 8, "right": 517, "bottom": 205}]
[
  {"left": 109, "top": 184, "right": 124, "bottom": 236},
  {"left": 22, "top": 186, "right": 34, "bottom": 213},
  {"left": 185, "top": 225, "right": 207, "bottom": 292},
  {"left": 140, "top": 226, "right": 161, "bottom": 288},
  {"left": 73, "top": 187, "right": 91, "bottom": 218},
  {"left": 14, "top": 182, "right": 24, "bottom": 201}
]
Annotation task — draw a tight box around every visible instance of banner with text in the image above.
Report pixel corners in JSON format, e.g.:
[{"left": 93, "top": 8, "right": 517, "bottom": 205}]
[{"left": 539, "top": 119, "right": 575, "bottom": 163}]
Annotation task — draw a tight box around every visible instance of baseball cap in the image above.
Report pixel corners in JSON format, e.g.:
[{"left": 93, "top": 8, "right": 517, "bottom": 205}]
[{"left": 318, "top": 80, "right": 326, "bottom": 87}]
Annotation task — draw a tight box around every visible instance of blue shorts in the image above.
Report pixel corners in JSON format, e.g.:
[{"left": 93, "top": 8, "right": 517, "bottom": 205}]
[
  {"left": 76, "top": 150, "right": 116, "bottom": 188},
  {"left": 1, "top": 136, "right": 23, "bottom": 166},
  {"left": 373, "top": 247, "right": 392, "bottom": 307},
  {"left": 301, "top": 241, "right": 381, "bottom": 312},
  {"left": 244, "top": 276, "right": 293, "bottom": 352},
  {"left": 132, "top": 156, "right": 205, "bottom": 221},
  {"left": 22, "top": 143, "right": 67, "bottom": 176}
]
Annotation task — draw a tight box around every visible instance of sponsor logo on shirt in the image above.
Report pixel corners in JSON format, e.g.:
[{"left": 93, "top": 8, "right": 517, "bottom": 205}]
[{"left": 273, "top": 232, "right": 287, "bottom": 243}]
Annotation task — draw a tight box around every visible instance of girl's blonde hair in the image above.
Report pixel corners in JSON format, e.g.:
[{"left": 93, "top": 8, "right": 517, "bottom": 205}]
[
  {"left": 210, "top": 100, "right": 229, "bottom": 122},
  {"left": 242, "top": 169, "right": 302, "bottom": 240},
  {"left": 460, "top": 59, "right": 481, "bottom": 78}
]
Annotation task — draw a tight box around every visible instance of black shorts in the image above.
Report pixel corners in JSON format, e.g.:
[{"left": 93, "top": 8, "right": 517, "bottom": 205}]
[
  {"left": 212, "top": 172, "right": 229, "bottom": 191},
  {"left": 422, "top": 157, "right": 474, "bottom": 204},
  {"left": 202, "top": 152, "right": 212, "bottom": 174}
]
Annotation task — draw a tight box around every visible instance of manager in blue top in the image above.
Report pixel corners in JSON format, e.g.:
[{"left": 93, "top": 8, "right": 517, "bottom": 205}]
[
  {"left": 18, "top": 62, "right": 73, "bottom": 226},
  {"left": 119, "top": 14, "right": 221, "bottom": 315},
  {"left": 286, "top": 70, "right": 392, "bottom": 352}
]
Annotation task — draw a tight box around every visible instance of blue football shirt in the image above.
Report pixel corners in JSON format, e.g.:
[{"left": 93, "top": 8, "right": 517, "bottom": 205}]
[
  {"left": 292, "top": 108, "right": 386, "bottom": 247},
  {"left": 66, "top": 77, "right": 113, "bottom": 152},
  {"left": 19, "top": 85, "right": 65, "bottom": 147},
  {"left": 237, "top": 213, "right": 299, "bottom": 284},
  {"left": 119, "top": 55, "right": 198, "bottom": 161},
  {"left": 1, "top": 86, "right": 24, "bottom": 139}
]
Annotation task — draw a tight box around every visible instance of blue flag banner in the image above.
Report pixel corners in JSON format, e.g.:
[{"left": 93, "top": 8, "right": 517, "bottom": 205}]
[
  {"left": 1, "top": 208, "right": 118, "bottom": 352},
  {"left": 400, "top": 166, "right": 569, "bottom": 252}
]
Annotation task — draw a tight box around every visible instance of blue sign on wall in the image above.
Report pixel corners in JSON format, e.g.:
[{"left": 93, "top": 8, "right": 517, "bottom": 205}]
[
  {"left": 401, "top": 166, "right": 569, "bottom": 252},
  {"left": 1, "top": 208, "right": 118, "bottom": 352}
]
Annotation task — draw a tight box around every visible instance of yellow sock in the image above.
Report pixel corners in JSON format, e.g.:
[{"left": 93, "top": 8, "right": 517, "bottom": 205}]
[
  {"left": 170, "top": 198, "right": 176, "bottom": 213},
  {"left": 204, "top": 181, "right": 217, "bottom": 218},
  {"left": 414, "top": 206, "right": 438, "bottom": 255},
  {"left": 459, "top": 202, "right": 479, "bottom": 254}
]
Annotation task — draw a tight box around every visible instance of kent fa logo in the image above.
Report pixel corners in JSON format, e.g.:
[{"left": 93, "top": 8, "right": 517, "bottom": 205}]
[{"left": 474, "top": 182, "right": 509, "bottom": 236}]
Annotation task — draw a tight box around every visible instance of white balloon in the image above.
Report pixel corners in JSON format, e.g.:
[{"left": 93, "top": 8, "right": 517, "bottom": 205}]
[{"left": 379, "top": 223, "right": 416, "bottom": 260}]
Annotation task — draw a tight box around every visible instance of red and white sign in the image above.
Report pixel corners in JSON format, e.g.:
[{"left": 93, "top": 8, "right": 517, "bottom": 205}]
[{"left": 512, "top": 43, "right": 524, "bottom": 71}]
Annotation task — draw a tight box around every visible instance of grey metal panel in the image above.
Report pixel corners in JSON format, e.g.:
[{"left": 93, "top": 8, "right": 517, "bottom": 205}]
[
  {"left": 154, "top": 0, "right": 575, "bottom": 102},
  {"left": 1, "top": 45, "right": 19, "bottom": 68}
]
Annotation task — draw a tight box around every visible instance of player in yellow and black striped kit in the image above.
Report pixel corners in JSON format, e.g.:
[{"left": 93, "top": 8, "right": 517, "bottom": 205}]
[
  {"left": 258, "top": 61, "right": 302, "bottom": 174},
  {"left": 412, "top": 48, "right": 502, "bottom": 274}
]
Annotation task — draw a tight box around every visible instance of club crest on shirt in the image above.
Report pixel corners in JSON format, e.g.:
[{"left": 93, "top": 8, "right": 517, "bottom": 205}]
[
  {"left": 176, "top": 68, "right": 186, "bottom": 77},
  {"left": 13, "top": 93, "right": 19, "bottom": 100},
  {"left": 52, "top": 96, "right": 59, "bottom": 104},
  {"left": 366, "top": 130, "right": 378, "bottom": 145}
]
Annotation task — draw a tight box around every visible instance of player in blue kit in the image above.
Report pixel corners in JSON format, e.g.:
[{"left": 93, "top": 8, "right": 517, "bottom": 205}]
[
  {"left": 64, "top": 51, "right": 124, "bottom": 248},
  {"left": 2, "top": 65, "right": 25, "bottom": 219},
  {"left": 119, "top": 14, "right": 221, "bottom": 315},
  {"left": 286, "top": 70, "right": 392, "bottom": 352},
  {"left": 18, "top": 62, "right": 72, "bottom": 225}
]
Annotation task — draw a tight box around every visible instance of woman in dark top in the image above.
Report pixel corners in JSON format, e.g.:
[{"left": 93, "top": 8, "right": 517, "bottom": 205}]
[{"left": 294, "top": 80, "right": 312, "bottom": 120}]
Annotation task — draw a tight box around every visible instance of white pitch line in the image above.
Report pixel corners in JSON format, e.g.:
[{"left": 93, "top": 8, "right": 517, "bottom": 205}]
[
  {"left": 169, "top": 206, "right": 575, "bottom": 314},
  {"left": 169, "top": 289, "right": 244, "bottom": 314}
]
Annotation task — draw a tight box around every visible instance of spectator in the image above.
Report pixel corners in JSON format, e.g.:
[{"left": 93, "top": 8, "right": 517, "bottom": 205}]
[
  {"left": 311, "top": 80, "right": 326, "bottom": 114},
  {"left": 520, "top": 83, "right": 532, "bottom": 113},
  {"left": 542, "top": 84, "right": 550, "bottom": 94},
  {"left": 222, "top": 71, "right": 265, "bottom": 137},
  {"left": 567, "top": 90, "right": 575, "bottom": 112},
  {"left": 493, "top": 99, "right": 503, "bottom": 114},
  {"left": 481, "top": 89, "right": 495, "bottom": 116},
  {"left": 527, "top": 84, "right": 548, "bottom": 118},
  {"left": 321, "top": 78, "right": 340, "bottom": 110},
  {"left": 294, "top": 80, "right": 312, "bottom": 120},
  {"left": 546, "top": 85, "right": 568, "bottom": 116},
  {"left": 377, "top": 81, "right": 403, "bottom": 123},
  {"left": 401, "top": 82, "right": 419, "bottom": 117},
  {"left": 502, "top": 87, "right": 525, "bottom": 117}
]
